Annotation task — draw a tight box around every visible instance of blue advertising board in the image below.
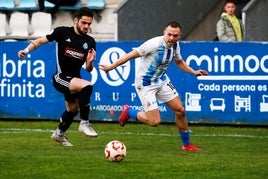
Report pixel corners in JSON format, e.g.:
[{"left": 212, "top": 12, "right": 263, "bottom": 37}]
[
  {"left": 0, "top": 41, "right": 267, "bottom": 125},
  {"left": 179, "top": 42, "right": 268, "bottom": 125}
]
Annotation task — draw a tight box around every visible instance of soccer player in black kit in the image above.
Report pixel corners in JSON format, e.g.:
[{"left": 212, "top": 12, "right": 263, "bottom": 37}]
[{"left": 18, "top": 7, "right": 97, "bottom": 146}]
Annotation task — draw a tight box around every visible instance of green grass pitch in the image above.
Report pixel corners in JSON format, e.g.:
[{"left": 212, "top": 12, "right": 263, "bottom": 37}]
[{"left": 0, "top": 121, "right": 267, "bottom": 178}]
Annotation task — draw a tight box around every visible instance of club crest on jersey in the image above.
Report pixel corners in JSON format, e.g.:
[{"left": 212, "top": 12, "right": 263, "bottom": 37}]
[{"left": 83, "top": 43, "right": 88, "bottom": 50}]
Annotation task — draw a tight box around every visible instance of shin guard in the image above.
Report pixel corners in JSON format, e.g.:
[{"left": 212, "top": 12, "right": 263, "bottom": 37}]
[
  {"left": 79, "top": 85, "right": 93, "bottom": 120},
  {"left": 58, "top": 110, "right": 78, "bottom": 132}
]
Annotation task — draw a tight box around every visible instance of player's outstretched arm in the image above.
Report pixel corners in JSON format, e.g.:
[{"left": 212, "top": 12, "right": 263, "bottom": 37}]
[
  {"left": 99, "top": 50, "right": 140, "bottom": 72},
  {"left": 175, "top": 58, "right": 208, "bottom": 76},
  {"left": 17, "top": 37, "right": 49, "bottom": 58}
]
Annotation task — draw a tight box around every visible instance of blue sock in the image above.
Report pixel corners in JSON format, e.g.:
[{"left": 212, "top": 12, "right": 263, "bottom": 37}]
[
  {"left": 127, "top": 109, "right": 138, "bottom": 120},
  {"left": 179, "top": 130, "right": 190, "bottom": 146}
]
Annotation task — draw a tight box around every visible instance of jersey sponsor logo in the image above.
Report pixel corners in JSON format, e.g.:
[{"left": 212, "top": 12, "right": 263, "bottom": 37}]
[
  {"left": 157, "top": 61, "right": 169, "bottom": 68},
  {"left": 64, "top": 47, "right": 85, "bottom": 60}
]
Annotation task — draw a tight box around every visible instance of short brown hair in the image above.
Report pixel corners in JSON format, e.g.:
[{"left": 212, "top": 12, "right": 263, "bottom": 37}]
[
  {"left": 74, "top": 7, "right": 94, "bottom": 19},
  {"left": 167, "top": 21, "right": 181, "bottom": 30},
  {"left": 225, "top": 0, "right": 236, "bottom": 5}
]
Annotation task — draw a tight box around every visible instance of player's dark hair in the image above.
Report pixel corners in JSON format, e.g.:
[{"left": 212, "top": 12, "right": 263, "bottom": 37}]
[
  {"left": 74, "top": 7, "right": 94, "bottom": 19},
  {"left": 225, "top": 0, "right": 237, "bottom": 5},
  {"left": 167, "top": 21, "right": 182, "bottom": 30}
]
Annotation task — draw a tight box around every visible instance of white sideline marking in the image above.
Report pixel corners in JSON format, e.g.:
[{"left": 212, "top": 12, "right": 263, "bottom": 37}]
[{"left": 0, "top": 128, "right": 267, "bottom": 139}]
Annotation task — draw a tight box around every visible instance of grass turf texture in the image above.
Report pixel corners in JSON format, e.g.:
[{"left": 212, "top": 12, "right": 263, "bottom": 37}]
[{"left": 0, "top": 121, "right": 267, "bottom": 178}]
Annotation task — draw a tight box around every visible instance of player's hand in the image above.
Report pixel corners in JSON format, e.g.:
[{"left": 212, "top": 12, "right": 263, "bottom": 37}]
[
  {"left": 17, "top": 50, "right": 28, "bottom": 58},
  {"left": 195, "top": 70, "right": 208, "bottom": 76},
  {"left": 87, "top": 48, "right": 96, "bottom": 62},
  {"left": 98, "top": 64, "right": 112, "bottom": 72},
  {"left": 85, "top": 48, "right": 95, "bottom": 72}
]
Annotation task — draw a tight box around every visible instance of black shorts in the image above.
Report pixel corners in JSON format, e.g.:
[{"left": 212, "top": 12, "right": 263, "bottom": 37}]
[{"left": 52, "top": 73, "right": 79, "bottom": 102}]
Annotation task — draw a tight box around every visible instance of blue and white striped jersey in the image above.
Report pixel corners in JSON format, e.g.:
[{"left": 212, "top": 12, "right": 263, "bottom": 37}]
[{"left": 135, "top": 36, "right": 182, "bottom": 86}]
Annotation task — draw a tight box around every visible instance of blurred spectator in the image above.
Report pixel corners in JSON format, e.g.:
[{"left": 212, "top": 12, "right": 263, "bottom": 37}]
[
  {"left": 216, "top": 0, "right": 244, "bottom": 41},
  {"left": 38, "top": 0, "right": 79, "bottom": 16}
]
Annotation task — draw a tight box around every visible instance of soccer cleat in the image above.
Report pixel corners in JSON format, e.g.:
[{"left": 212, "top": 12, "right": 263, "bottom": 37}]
[
  {"left": 118, "top": 105, "right": 130, "bottom": 126},
  {"left": 51, "top": 131, "right": 73, "bottom": 147},
  {"left": 78, "top": 120, "right": 98, "bottom": 137},
  {"left": 182, "top": 143, "right": 202, "bottom": 152}
]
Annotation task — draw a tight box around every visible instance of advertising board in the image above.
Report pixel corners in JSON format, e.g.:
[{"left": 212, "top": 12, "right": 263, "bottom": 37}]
[{"left": 0, "top": 41, "right": 267, "bottom": 125}]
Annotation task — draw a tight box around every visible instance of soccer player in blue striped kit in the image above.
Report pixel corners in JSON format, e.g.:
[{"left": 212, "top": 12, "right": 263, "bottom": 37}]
[{"left": 99, "top": 21, "right": 208, "bottom": 151}]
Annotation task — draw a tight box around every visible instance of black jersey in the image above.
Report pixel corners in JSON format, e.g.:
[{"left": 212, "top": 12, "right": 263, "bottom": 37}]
[{"left": 46, "top": 26, "right": 96, "bottom": 78}]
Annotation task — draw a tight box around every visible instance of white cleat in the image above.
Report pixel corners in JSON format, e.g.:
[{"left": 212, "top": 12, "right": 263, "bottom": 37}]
[
  {"left": 78, "top": 120, "right": 98, "bottom": 137},
  {"left": 51, "top": 130, "right": 73, "bottom": 147}
]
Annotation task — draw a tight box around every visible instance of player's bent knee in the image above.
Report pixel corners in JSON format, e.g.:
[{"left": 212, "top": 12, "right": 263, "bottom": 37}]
[
  {"left": 176, "top": 106, "right": 185, "bottom": 118},
  {"left": 149, "top": 120, "right": 161, "bottom": 127},
  {"left": 66, "top": 103, "right": 79, "bottom": 112}
]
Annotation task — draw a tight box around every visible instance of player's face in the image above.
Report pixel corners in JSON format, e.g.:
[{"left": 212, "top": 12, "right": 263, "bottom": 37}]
[
  {"left": 224, "top": 2, "right": 236, "bottom": 15},
  {"left": 75, "top": 16, "right": 93, "bottom": 35},
  {"left": 164, "top": 26, "right": 181, "bottom": 48}
]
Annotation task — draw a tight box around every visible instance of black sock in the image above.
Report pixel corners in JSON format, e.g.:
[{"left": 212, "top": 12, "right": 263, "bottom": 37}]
[
  {"left": 58, "top": 110, "right": 78, "bottom": 132},
  {"left": 79, "top": 85, "right": 93, "bottom": 120}
]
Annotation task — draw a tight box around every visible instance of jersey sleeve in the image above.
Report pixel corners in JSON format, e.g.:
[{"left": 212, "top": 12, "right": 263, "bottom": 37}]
[
  {"left": 136, "top": 37, "right": 158, "bottom": 56},
  {"left": 174, "top": 42, "right": 182, "bottom": 61},
  {"left": 46, "top": 27, "right": 64, "bottom": 42}
]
